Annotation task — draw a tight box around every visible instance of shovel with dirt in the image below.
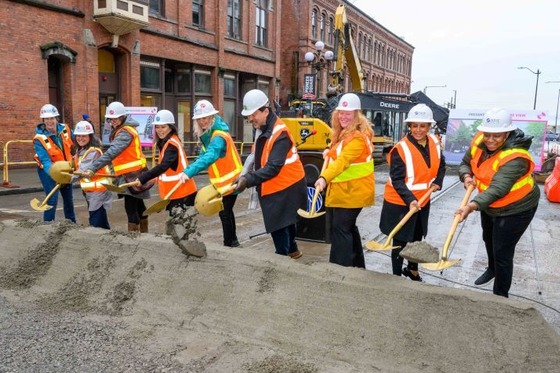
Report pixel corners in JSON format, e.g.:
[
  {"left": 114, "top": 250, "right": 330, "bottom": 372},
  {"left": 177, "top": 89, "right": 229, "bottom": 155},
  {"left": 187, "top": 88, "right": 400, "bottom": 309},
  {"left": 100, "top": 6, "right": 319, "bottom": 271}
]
[
  {"left": 365, "top": 186, "right": 437, "bottom": 251},
  {"left": 421, "top": 184, "right": 475, "bottom": 271}
]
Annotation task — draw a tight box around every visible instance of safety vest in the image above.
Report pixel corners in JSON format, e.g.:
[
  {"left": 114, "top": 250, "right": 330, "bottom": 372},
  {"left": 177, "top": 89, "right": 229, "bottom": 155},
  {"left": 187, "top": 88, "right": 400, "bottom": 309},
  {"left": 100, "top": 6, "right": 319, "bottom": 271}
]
[
  {"left": 384, "top": 134, "right": 441, "bottom": 207},
  {"left": 202, "top": 130, "right": 242, "bottom": 196},
  {"left": 33, "top": 124, "right": 73, "bottom": 168},
  {"left": 74, "top": 147, "right": 112, "bottom": 192},
  {"left": 469, "top": 132, "right": 535, "bottom": 208},
  {"left": 260, "top": 118, "right": 305, "bottom": 196},
  {"left": 111, "top": 126, "right": 146, "bottom": 175},
  {"left": 327, "top": 132, "right": 374, "bottom": 183},
  {"left": 157, "top": 135, "right": 197, "bottom": 199}
]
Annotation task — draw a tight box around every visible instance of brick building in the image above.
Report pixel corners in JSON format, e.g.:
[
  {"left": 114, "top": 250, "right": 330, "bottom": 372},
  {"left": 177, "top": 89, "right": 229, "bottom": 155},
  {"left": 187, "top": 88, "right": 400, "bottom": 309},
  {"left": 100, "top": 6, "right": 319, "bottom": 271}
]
[{"left": 0, "top": 0, "right": 412, "bottom": 166}]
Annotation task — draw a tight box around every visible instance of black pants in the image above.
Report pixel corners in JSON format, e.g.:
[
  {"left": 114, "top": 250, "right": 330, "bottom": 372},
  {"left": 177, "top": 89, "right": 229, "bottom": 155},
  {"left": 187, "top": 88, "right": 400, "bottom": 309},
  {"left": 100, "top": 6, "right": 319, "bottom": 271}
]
[
  {"left": 480, "top": 207, "right": 537, "bottom": 297},
  {"left": 391, "top": 220, "right": 424, "bottom": 275},
  {"left": 219, "top": 194, "right": 238, "bottom": 246},
  {"left": 166, "top": 192, "right": 196, "bottom": 215},
  {"left": 329, "top": 207, "right": 365, "bottom": 268},
  {"left": 124, "top": 195, "right": 147, "bottom": 224}
]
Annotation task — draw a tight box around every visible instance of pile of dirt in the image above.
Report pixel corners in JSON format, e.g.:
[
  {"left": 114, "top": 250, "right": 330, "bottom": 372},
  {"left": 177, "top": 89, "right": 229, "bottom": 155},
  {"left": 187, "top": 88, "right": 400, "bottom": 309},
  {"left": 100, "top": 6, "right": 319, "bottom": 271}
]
[{"left": 0, "top": 219, "right": 559, "bottom": 372}]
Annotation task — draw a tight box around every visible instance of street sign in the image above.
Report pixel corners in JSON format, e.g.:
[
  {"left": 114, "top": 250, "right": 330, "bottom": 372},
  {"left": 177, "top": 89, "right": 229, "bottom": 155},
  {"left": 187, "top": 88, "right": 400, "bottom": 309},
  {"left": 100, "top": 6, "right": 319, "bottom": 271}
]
[{"left": 303, "top": 74, "right": 316, "bottom": 99}]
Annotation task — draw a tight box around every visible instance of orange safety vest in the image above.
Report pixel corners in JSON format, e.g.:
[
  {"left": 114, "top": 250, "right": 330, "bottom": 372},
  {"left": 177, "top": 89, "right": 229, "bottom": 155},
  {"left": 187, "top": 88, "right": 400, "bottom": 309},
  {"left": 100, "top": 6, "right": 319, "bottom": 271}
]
[
  {"left": 384, "top": 134, "right": 441, "bottom": 207},
  {"left": 33, "top": 124, "right": 73, "bottom": 168},
  {"left": 74, "top": 147, "right": 113, "bottom": 192},
  {"left": 260, "top": 118, "right": 305, "bottom": 196},
  {"left": 469, "top": 132, "right": 535, "bottom": 208},
  {"left": 157, "top": 135, "right": 197, "bottom": 199},
  {"left": 111, "top": 126, "right": 147, "bottom": 176},
  {"left": 202, "top": 130, "right": 242, "bottom": 196}
]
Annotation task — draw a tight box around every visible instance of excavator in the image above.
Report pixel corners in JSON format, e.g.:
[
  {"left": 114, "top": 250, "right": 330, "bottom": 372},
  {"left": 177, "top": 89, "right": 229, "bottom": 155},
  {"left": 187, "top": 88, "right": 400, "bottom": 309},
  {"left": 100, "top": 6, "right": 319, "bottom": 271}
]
[{"left": 283, "top": 4, "right": 396, "bottom": 161}]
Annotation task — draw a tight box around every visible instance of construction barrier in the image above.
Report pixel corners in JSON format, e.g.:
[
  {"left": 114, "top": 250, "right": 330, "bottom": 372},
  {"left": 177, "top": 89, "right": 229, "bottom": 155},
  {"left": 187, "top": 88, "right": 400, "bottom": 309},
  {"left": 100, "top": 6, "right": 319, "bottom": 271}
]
[{"left": 2, "top": 140, "right": 36, "bottom": 188}]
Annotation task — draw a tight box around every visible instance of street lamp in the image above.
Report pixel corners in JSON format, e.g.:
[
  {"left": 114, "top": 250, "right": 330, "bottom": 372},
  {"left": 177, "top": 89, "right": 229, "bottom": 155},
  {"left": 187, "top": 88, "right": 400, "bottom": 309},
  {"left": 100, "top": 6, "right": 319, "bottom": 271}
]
[
  {"left": 546, "top": 80, "right": 560, "bottom": 134},
  {"left": 304, "top": 40, "right": 334, "bottom": 98},
  {"left": 517, "top": 66, "right": 541, "bottom": 110},
  {"left": 423, "top": 85, "right": 447, "bottom": 95}
]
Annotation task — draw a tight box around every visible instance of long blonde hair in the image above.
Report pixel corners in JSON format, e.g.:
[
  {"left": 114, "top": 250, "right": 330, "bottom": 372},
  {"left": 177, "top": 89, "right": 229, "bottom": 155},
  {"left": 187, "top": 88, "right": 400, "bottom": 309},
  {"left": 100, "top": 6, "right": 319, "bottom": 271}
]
[
  {"left": 193, "top": 115, "right": 215, "bottom": 139},
  {"left": 330, "top": 109, "right": 374, "bottom": 144}
]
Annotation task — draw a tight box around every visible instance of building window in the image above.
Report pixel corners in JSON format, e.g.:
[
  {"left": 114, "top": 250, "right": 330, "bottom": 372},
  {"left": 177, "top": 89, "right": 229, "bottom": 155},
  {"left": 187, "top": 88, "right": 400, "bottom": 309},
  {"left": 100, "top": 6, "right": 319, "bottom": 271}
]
[
  {"left": 192, "top": 0, "right": 204, "bottom": 28},
  {"left": 177, "top": 68, "right": 191, "bottom": 93},
  {"left": 194, "top": 70, "right": 211, "bottom": 94},
  {"left": 140, "top": 60, "right": 161, "bottom": 90},
  {"left": 255, "top": 0, "right": 268, "bottom": 47},
  {"left": 328, "top": 16, "right": 334, "bottom": 45},
  {"left": 149, "top": 0, "right": 163, "bottom": 16},
  {"left": 320, "top": 12, "right": 326, "bottom": 42},
  {"left": 358, "top": 32, "right": 362, "bottom": 57},
  {"left": 224, "top": 74, "right": 237, "bottom": 137},
  {"left": 227, "top": 0, "right": 241, "bottom": 39},
  {"left": 311, "top": 9, "right": 317, "bottom": 39}
]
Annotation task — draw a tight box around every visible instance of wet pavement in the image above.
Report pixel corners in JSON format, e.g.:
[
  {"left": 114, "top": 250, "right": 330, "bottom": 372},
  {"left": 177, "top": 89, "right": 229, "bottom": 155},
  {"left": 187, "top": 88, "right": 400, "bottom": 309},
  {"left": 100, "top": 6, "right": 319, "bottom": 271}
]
[{"left": 1, "top": 164, "right": 559, "bottom": 334}]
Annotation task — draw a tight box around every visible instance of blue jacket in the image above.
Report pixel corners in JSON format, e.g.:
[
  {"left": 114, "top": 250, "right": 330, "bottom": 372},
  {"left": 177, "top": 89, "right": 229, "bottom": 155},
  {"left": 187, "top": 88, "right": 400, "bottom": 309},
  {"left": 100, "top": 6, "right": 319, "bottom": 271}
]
[
  {"left": 33, "top": 122, "right": 74, "bottom": 174},
  {"left": 184, "top": 115, "right": 230, "bottom": 178}
]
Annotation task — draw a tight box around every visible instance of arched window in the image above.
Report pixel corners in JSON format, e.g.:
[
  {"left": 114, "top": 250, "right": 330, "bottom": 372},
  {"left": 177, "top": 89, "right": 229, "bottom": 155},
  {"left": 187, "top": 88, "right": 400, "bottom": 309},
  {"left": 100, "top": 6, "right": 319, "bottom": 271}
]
[{"left": 311, "top": 8, "right": 317, "bottom": 39}]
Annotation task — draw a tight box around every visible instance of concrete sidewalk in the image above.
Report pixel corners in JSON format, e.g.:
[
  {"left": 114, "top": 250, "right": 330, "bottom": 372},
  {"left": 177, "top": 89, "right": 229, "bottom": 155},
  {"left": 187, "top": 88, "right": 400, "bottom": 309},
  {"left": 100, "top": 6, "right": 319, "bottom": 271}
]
[{"left": 1, "top": 167, "right": 47, "bottom": 196}]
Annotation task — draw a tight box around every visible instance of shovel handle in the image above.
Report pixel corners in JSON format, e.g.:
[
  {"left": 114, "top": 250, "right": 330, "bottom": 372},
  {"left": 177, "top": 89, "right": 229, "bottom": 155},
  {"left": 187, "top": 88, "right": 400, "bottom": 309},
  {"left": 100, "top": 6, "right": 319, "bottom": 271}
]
[
  {"left": 441, "top": 185, "right": 475, "bottom": 259},
  {"left": 164, "top": 180, "right": 184, "bottom": 200},
  {"left": 40, "top": 184, "right": 61, "bottom": 207},
  {"left": 385, "top": 186, "right": 437, "bottom": 243},
  {"left": 68, "top": 171, "right": 118, "bottom": 178}
]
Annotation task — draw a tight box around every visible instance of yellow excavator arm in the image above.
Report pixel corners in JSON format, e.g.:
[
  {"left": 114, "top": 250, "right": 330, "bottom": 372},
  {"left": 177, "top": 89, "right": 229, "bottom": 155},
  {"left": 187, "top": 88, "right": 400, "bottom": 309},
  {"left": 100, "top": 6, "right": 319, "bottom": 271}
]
[{"left": 328, "top": 4, "right": 365, "bottom": 96}]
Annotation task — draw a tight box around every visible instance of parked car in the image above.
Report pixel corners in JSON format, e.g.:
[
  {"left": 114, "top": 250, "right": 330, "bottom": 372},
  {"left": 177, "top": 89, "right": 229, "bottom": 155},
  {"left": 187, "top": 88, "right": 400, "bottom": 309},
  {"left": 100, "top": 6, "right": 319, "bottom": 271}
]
[{"left": 546, "top": 131, "right": 559, "bottom": 141}]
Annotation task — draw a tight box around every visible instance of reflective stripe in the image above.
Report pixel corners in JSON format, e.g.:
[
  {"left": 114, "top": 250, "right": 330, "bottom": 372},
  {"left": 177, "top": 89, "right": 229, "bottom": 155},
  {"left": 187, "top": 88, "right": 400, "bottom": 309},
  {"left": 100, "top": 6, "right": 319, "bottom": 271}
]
[
  {"left": 113, "top": 159, "right": 145, "bottom": 172},
  {"left": 332, "top": 160, "right": 373, "bottom": 182},
  {"left": 392, "top": 135, "right": 439, "bottom": 190}
]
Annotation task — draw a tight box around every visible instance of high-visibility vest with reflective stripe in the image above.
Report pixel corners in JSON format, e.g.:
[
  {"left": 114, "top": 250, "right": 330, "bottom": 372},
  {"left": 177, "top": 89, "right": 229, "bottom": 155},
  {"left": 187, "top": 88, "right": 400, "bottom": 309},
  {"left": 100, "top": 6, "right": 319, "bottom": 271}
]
[
  {"left": 202, "top": 130, "right": 242, "bottom": 196},
  {"left": 327, "top": 132, "right": 374, "bottom": 183},
  {"left": 469, "top": 132, "right": 535, "bottom": 208},
  {"left": 75, "top": 147, "right": 113, "bottom": 192},
  {"left": 384, "top": 134, "right": 441, "bottom": 207},
  {"left": 111, "top": 126, "right": 146, "bottom": 175},
  {"left": 260, "top": 118, "right": 305, "bottom": 196},
  {"left": 157, "top": 135, "right": 197, "bottom": 199},
  {"left": 33, "top": 124, "right": 73, "bottom": 168}
]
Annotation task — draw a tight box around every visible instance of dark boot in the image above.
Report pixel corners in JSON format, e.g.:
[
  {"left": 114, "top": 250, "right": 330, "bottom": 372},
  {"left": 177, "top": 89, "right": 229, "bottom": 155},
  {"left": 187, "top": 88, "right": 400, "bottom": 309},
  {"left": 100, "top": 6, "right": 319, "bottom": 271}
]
[
  {"left": 474, "top": 268, "right": 495, "bottom": 285},
  {"left": 128, "top": 223, "right": 140, "bottom": 232},
  {"left": 140, "top": 218, "right": 149, "bottom": 233}
]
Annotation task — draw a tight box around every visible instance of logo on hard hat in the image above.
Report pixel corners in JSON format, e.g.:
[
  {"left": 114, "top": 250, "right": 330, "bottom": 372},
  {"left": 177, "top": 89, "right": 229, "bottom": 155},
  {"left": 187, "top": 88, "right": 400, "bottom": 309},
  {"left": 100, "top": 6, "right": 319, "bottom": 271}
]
[
  {"left": 109, "top": 110, "right": 114, "bottom": 115},
  {"left": 342, "top": 101, "right": 348, "bottom": 107},
  {"left": 156, "top": 116, "right": 161, "bottom": 121},
  {"left": 86, "top": 124, "right": 92, "bottom": 131}
]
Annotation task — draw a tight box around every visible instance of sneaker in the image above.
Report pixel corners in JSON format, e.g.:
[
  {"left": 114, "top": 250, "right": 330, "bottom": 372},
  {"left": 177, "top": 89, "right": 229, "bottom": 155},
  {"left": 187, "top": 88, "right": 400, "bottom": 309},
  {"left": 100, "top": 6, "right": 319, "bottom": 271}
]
[
  {"left": 402, "top": 267, "right": 422, "bottom": 282},
  {"left": 288, "top": 250, "right": 303, "bottom": 259},
  {"left": 474, "top": 268, "right": 495, "bottom": 285}
]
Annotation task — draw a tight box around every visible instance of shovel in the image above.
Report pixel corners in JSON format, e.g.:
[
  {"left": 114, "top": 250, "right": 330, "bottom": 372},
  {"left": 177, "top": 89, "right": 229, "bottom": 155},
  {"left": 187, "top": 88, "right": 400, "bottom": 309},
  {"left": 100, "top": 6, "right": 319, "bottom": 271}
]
[
  {"left": 194, "top": 183, "right": 237, "bottom": 216},
  {"left": 365, "top": 186, "right": 436, "bottom": 251},
  {"left": 297, "top": 158, "right": 327, "bottom": 219},
  {"left": 62, "top": 171, "right": 118, "bottom": 178},
  {"left": 101, "top": 181, "right": 138, "bottom": 193},
  {"left": 49, "top": 161, "right": 74, "bottom": 184},
  {"left": 144, "top": 181, "right": 183, "bottom": 215},
  {"left": 30, "top": 184, "right": 61, "bottom": 211},
  {"left": 422, "top": 184, "right": 475, "bottom": 271}
]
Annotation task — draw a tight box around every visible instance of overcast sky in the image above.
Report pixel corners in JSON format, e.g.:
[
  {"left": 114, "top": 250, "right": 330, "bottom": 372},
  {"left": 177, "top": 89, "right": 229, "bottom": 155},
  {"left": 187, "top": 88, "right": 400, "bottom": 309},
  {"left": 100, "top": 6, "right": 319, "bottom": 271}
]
[{"left": 351, "top": 0, "right": 560, "bottom": 123}]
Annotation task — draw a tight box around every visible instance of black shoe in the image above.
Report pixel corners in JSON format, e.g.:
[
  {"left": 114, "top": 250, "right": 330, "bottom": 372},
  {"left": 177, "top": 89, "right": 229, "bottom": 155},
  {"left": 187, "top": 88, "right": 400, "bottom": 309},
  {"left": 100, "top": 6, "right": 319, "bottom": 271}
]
[
  {"left": 224, "top": 239, "right": 240, "bottom": 248},
  {"left": 474, "top": 268, "right": 495, "bottom": 285},
  {"left": 402, "top": 267, "right": 422, "bottom": 282}
]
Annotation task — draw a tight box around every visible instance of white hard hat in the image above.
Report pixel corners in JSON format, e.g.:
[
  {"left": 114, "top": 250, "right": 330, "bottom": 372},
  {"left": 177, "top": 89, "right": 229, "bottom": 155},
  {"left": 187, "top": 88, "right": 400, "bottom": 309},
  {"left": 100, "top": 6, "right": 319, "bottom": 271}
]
[
  {"left": 336, "top": 93, "right": 361, "bottom": 111},
  {"left": 478, "top": 108, "right": 516, "bottom": 133},
  {"left": 40, "top": 104, "right": 59, "bottom": 118},
  {"left": 192, "top": 100, "right": 219, "bottom": 120},
  {"left": 241, "top": 89, "right": 269, "bottom": 116},
  {"left": 105, "top": 101, "right": 126, "bottom": 119},
  {"left": 74, "top": 121, "right": 94, "bottom": 135},
  {"left": 153, "top": 110, "right": 175, "bottom": 125},
  {"left": 404, "top": 104, "right": 435, "bottom": 124}
]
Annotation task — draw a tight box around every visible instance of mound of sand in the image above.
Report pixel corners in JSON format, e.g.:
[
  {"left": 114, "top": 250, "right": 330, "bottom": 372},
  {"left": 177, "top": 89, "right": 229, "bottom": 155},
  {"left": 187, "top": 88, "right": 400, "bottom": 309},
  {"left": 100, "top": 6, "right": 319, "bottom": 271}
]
[{"left": 0, "top": 219, "right": 559, "bottom": 372}]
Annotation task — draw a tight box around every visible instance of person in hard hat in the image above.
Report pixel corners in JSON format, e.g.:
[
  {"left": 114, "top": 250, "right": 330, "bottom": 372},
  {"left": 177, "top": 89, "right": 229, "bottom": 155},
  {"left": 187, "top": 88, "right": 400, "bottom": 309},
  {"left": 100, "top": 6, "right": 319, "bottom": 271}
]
[
  {"left": 379, "top": 103, "right": 446, "bottom": 281},
  {"left": 82, "top": 101, "right": 153, "bottom": 232},
  {"left": 33, "top": 104, "right": 76, "bottom": 223},
  {"left": 131, "top": 110, "right": 197, "bottom": 215},
  {"left": 233, "top": 89, "right": 307, "bottom": 258},
  {"left": 71, "top": 121, "right": 113, "bottom": 229},
  {"left": 456, "top": 107, "right": 539, "bottom": 298},
  {"left": 178, "top": 100, "right": 242, "bottom": 247},
  {"left": 314, "top": 93, "right": 375, "bottom": 268}
]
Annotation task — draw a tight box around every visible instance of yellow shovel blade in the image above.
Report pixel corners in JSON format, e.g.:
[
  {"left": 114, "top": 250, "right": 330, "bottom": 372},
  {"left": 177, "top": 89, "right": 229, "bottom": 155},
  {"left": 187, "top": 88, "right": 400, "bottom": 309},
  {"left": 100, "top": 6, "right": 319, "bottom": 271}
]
[
  {"left": 421, "top": 258, "right": 461, "bottom": 271},
  {"left": 29, "top": 198, "right": 54, "bottom": 211},
  {"left": 144, "top": 200, "right": 170, "bottom": 215},
  {"left": 297, "top": 208, "right": 326, "bottom": 219},
  {"left": 364, "top": 240, "right": 398, "bottom": 251}
]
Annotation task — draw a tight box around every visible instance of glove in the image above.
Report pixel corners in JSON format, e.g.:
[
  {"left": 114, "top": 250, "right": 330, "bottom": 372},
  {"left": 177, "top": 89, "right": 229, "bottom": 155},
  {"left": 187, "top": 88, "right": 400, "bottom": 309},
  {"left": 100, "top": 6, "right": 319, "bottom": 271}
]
[
  {"left": 233, "top": 176, "right": 248, "bottom": 194},
  {"left": 82, "top": 169, "right": 94, "bottom": 179}
]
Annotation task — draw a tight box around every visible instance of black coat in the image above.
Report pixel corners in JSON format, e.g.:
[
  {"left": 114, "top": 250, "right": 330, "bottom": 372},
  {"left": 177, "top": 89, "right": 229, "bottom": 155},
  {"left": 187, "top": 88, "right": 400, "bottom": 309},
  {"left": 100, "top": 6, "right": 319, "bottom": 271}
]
[
  {"left": 379, "top": 134, "right": 446, "bottom": 242},
  {"left": 244, "top": 112, "right": 307, "bottom": 233}
]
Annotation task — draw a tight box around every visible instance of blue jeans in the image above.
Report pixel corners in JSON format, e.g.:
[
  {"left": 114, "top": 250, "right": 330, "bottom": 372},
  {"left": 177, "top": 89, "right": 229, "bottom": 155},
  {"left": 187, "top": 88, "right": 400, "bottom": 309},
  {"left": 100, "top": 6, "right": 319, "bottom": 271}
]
[
  {"left": 37, "top": 168, "right": 76, "bottom": 223},
  {"left": 89, "top": 207, "right": 110, "bottom": 229},
  {"left": 270, "top": 224, "right": 299, "bottom": 256}
]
